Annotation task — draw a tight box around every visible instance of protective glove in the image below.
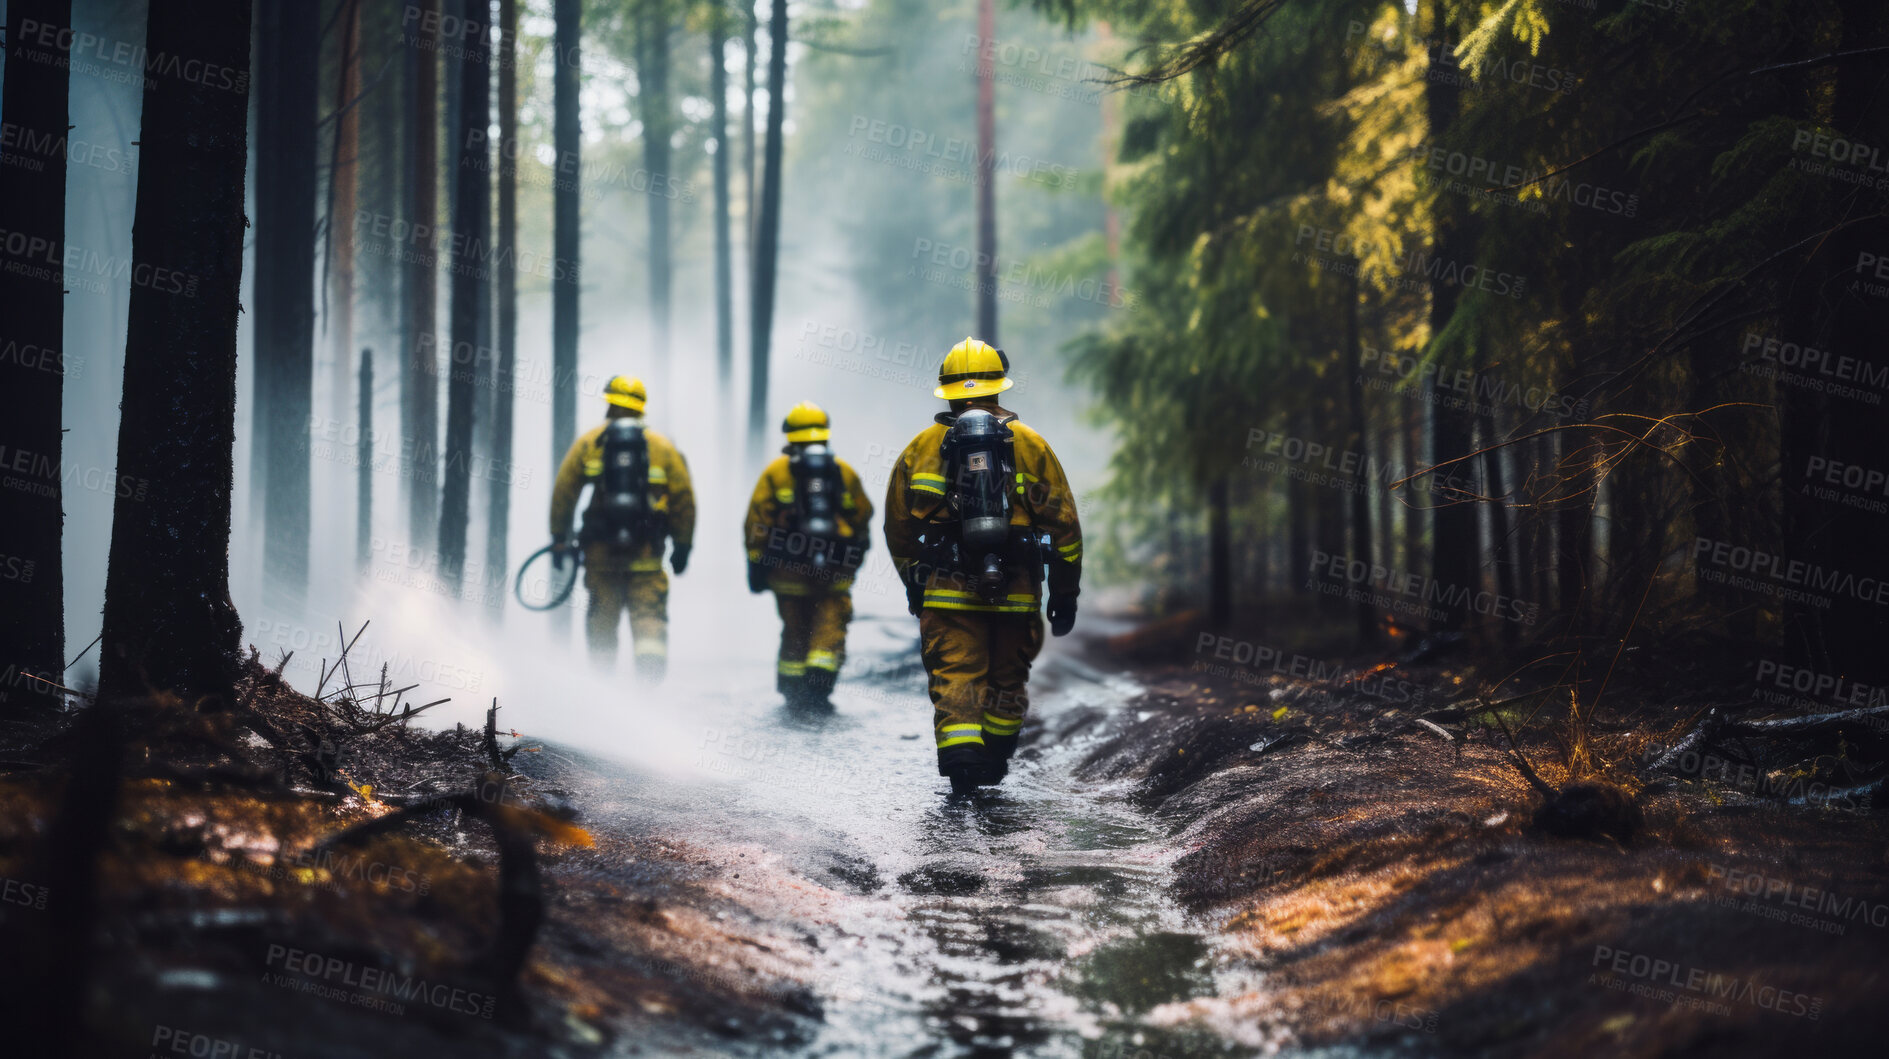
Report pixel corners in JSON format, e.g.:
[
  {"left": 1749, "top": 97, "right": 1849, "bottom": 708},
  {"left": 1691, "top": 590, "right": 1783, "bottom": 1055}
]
[
  {"left": 904, "top": 569, "right": 926, "bottom": 616},
  {"left": 1047, "top": 593, "right": 1078, "bottom": 637},
  {"left": 670, "top": 543, "right": 691, "bottom": 575},
  {"left": 748, "top": 562, "right": 768, "bottom": 594}
]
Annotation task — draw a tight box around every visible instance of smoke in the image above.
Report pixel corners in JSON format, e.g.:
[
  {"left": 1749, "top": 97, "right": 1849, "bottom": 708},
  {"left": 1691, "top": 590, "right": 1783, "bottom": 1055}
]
[{"left": 55, "top": 0, "right": 1114, "bottom": 770}]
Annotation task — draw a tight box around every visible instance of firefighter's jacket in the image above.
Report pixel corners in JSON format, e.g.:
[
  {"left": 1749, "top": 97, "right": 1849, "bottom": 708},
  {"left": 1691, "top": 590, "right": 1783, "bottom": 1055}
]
[
  {"left": 744, "top": 453, "right": 874, "bottom": 594},
  {"left": 550, "top": 418, "right": 695, "bottom": 572},
  {"left": 883, "top": 403, "right": 1082, "bottom": 613}
]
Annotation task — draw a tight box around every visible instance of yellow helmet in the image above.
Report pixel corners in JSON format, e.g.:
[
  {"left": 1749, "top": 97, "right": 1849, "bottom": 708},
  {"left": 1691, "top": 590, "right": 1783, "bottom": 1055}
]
[
  {"left": 933, "top": 337, "right": 1013, "bottom": 400},
  {"left": 781, "top": 401, "right": 831, "bottom": 443},
  {"left": 603, "top": 375, "right": 647, "bottom": 412}
]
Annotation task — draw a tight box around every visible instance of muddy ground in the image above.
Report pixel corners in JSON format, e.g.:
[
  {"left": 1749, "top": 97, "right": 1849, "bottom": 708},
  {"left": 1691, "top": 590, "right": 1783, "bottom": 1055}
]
[
  {"left": 1075, "top": 621, "right": 1889, "bottom": 1057},
  {"left": 3, "top": 619, "right": 1886, "bottom": 1058}
]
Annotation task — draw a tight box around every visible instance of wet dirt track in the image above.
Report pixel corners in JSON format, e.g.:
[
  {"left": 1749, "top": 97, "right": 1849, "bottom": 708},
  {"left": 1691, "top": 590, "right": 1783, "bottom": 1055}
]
[{"left": 522, "top": 614, "right": 1307, "bottom": 1058}]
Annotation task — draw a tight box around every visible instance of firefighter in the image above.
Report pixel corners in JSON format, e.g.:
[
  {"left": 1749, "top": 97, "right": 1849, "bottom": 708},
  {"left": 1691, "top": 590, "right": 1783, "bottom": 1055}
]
[
  {"left": 549, "top": 375, "right": 695, "bottom": 678},
  {"left": 883, "top": 338, "right": 1082, "bottom": 793},
  {"left": 744, "top": 402, "right": 874, "bottom": 708}
]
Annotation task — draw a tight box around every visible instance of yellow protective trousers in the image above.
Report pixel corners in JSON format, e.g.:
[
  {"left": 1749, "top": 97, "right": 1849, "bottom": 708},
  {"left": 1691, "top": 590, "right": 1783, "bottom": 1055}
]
[
  {"left": 918, "top": 608, "right": 1044, "bottom": 751},
  {"left": 583, "top": 542, "right": 668, "bottom": 678},
  {"left": 774, "top": 587, "right": 853, "bottom": 683}
]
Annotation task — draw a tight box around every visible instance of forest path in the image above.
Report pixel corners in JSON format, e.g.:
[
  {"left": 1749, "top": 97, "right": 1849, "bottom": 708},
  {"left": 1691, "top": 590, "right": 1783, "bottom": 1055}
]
[{"left": 523, "top": 616, "right": 1329, "bottom": 1058}]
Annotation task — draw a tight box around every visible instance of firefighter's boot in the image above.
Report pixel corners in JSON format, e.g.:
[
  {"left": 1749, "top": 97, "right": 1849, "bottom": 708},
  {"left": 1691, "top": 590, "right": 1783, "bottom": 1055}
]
[
  {"left": 937, "top": 744, "right": 986, "bottom": 796},
  {"left": 979, "top": 733, "right": 1019, "bottom": 784},
  {"left": 801, "top": 666, "right": 837, "bottom": 709}
]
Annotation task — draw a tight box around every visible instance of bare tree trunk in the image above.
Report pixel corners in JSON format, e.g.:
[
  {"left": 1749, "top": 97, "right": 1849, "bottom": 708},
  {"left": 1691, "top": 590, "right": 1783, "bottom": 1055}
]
[
  {"left": 747, "top": 0, "right": 788, "bottom": 466},
  {"left": 1780, "top": 0, "right": 1889, "bottom": 682},
  {"left": 1208, "top": 476, "right": 1231, "bottom": 627},
  {"left": 974, "top": 0, "right": 997, "bottom": 342},
  {"left": 360, "top": 0, "right": 404, "bottom": 387},
  {"left": 358, "top": 348, "right": 374, "bottom": 571},
  {"left": 638, "top": 0, "right": 673, "bottom": 402},
  {"left": 406, "top": 0, "right": 441, "bottom": 550},
  {"left": 711, "top": 4, "right": 734, "bottom": 408},
  {"left": 99, "top": 0, "right": 251, "bottom": 700},
  {"left": 0, "top": 0, "right": 70, "bottom": 715},
  {"left": 549, "top": 0, "right": 581, "bottom": 639},
  {"left": 438, "top": 0, "right": 491, "bottom": 595},
  {"left": 553, "top": 0, "right": 581, "bottom": 471},
  {"left": 1556, "top": 443, "right": 1594, "bottom": 630},
  {"left": 487, "top": 0, "right": 519, "bottom": 617},
  {"left": 43, "top": 9, "right": 250, "bottom": 1036},
  {"left": 1423, "top": 0, "right": 1475, "bottom": 635},
  {"left": 744, "top": 0, "right": 757, "bottom": 262},
  {"left": 1344, "top": 271, "right": 1377, "bottom": 646},
  {"left": 255, "top": 0, "right": 320, "bottom": 612},
  {"left": 328, "top": 0, "right": 363, "bottom": 434},
  {"left": 1403, "top": 396, "right": 1423, "bottom": 579},
  {"left": 1482, "top": 407, "right": 1520, "bottom": 650}
]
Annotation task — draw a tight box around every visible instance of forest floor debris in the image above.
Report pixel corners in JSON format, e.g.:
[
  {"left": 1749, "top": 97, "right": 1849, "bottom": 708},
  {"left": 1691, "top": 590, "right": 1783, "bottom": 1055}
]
[
  {"left": 0, "top": 654, "right": 831, "bottom": 1058},
  {"left": 1076, "top": 621, "right": 1889, "bottom": 1057}
]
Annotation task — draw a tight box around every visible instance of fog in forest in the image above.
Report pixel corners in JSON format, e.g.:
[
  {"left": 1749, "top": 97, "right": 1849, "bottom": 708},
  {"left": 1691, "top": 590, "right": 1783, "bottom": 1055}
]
[{"left": 51, "top": 0, "right": 1116, "bottom": 768}]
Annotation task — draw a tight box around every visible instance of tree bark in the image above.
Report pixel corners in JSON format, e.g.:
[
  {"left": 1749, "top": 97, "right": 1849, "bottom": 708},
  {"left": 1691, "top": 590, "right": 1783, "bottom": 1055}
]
[
  {"left": 975, "top": 0, "right": 997, "bottom": 343},
  {"left": 1344, "top": 271, "right": 1377, "bottom": 646},
  {"left": 711, "top": 4, "right": 734, "bottom": 407},
  {"left": 747, "top": 0, "right": 788, "bottom": 466},
  {"left": 1779, "top": 0, "right": 1889, "bottom": 682},
  {"left": 553, "top": 0, "right": 581, "bottom": 472},
  {"left": 328, "top": 0, "right": 363, "bottom": 435},
  {"left": 438, "top": 0, "right": 491, "bottom": 595},
  {"left": 1208, "top": 476, "right": 1231, "bottom": 627},
  {"left": 1423, "top": 0, "right": 1476, "bottom": 634},
  {"left": 98, "top": 0, "right": 251, "bottom": 702},
  {"left": 254, "top": 0, "right": 320, "bottom": 611},
  {"left": 1481, "top": 408, "right": 1520, "bottom": 650},
  {"left": 406, "top": 0, "right": 441, "bottom": 550},
  {"left": 487, "top": 0, "right": 519, "bottom": 616},
  {"left": 0, "top": 0, "right": 71, "bottom": 714},
  {"left": 638, "top": 0, "right": 674, "bottom": 403},
  {"left": 358, "top": 348, "right": 374, "bottom": 571},
  {"left": 743, "top": 0, "right": 758, "bottom": 263}
]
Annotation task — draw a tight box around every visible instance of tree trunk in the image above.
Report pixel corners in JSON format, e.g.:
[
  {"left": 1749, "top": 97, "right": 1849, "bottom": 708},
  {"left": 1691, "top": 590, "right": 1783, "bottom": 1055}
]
[
  {"left": 438, "top": 0, "right": 491, "bottom": 595},
  {"left": 638, "top": 0, "right": 673, "bottom": 403},
  {"left": 406, "top": 0, "right": 441, "bottom": 550},
  {"left": 553, "top": 0, "right": 581, "bottom": 472},
  {"left": 254, "top": 0, "right": 320, "bottom": 612},
  {"left": 360, "top": 0, "right": 404, "bottom": 388},
  {"left": 1482, "top": 407, "right": 1520, "bottom": 650},
  {"left": 1344, "top": 272, "right": 1377, "bottom": 646},
  {"left": 1780, "top": 0, "right": 1889, "bottom": 682},
  {"left": 974, "top": 0, "right": 997, "bottom": 342},
  {"left": 98, "top": 0, "right": 251, "bottom": 702},
  {"left": 358, "top": 348, "right": 374, "bottom": 571},
  {"left": 1403, "top": 395, "right": 1423, "bottom": 581},
  {"left": 744, "top": 0, "right": 758, "bottom": 262},
  {"left": 1556, "top": 437, "right": 1594, "bottom": 630},
  {"left": 328, "top": 0, "right": 362, "bottom": 434},
  {"left": 711, "top": 5, "right": 734, "bottom": 407},
  {"left": 487, "top": 0, "right": 519, "bottom": 616},
  {"left": 1208, "top": 476, "right": 1230, "bottom": 627},
  {"left": 747, "top": 0, "right": 788, "bottom": 466},
  {"left": 0, "top": 0, "right": 71, "bottom": 715},
  {"left": 1423, "top": 0, "right": 1475, "bottom": 634}
]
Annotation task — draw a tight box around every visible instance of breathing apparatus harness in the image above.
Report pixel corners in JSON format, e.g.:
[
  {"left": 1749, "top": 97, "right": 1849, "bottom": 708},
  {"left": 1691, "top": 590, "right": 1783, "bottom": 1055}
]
[
  {"left": 767, "top": 441, "right": 865, "bottom": 577},
  {"left": 581, "top": 418, "right": 663, "bottom": 550},
  {"left": 919, "top": 406, "right": 1052, "bottom": 603}
]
